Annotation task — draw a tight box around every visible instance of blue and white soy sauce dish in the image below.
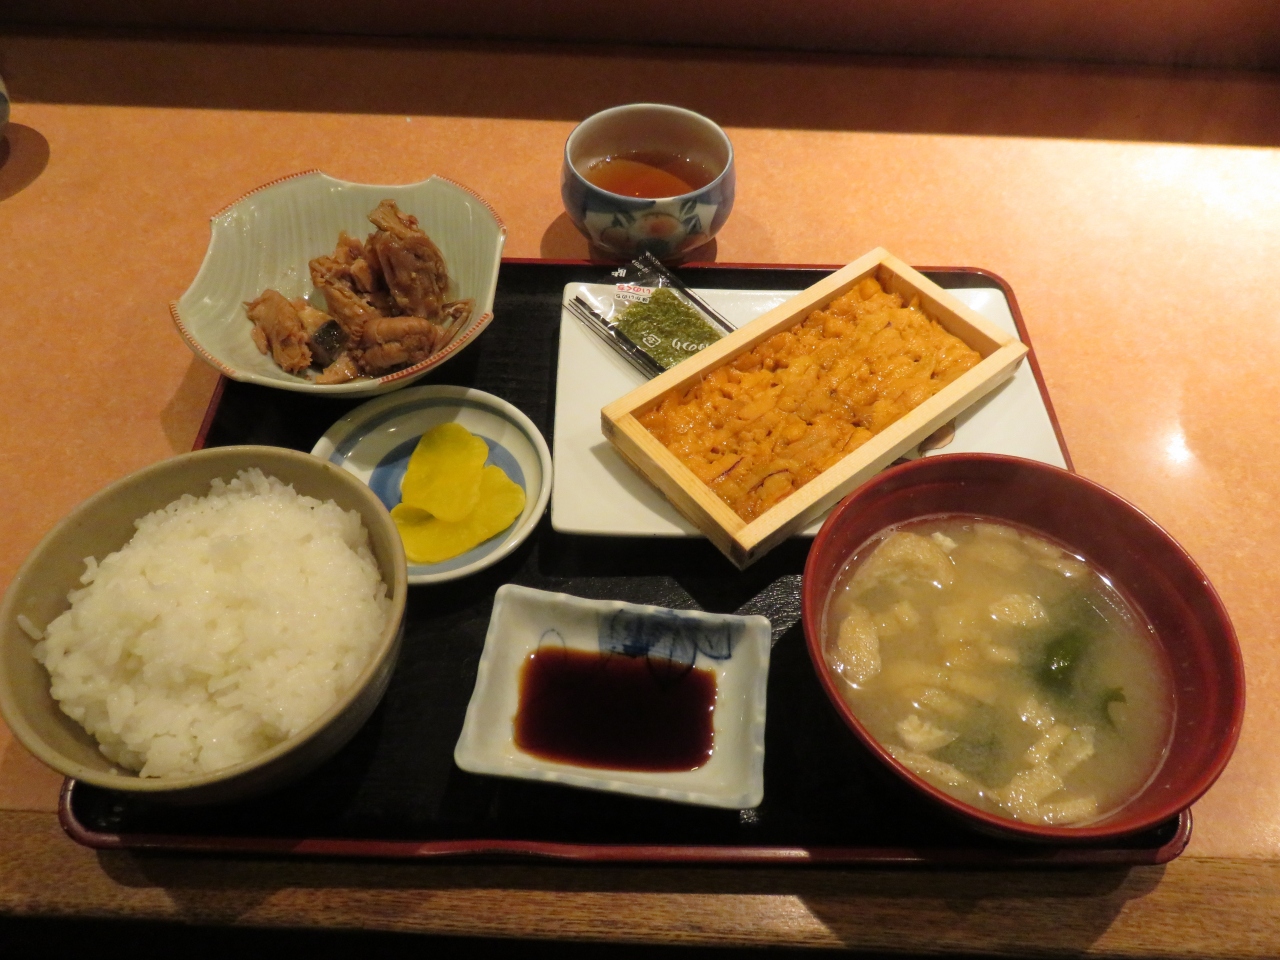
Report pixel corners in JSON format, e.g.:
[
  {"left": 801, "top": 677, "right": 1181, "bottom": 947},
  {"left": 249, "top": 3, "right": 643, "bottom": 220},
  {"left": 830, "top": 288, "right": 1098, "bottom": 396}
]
[
  {"left": 311, "top": 385, "right": 552, "bottom": 585},
  {"left": 561, "top": 103, "right": 735, "bottom": 261},
  {"left": 454, "top": 584, "right": 771, "bottom": 809}
]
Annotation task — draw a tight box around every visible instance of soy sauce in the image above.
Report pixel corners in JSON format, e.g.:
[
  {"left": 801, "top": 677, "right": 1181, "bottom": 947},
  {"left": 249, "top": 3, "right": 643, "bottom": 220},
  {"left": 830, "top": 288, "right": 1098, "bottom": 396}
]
[
  {"left": 514, "top": 647, "right": 716, "bottom": 771},
  {"left": 582, "top": 151, "right": 718, "bottom": 199}
]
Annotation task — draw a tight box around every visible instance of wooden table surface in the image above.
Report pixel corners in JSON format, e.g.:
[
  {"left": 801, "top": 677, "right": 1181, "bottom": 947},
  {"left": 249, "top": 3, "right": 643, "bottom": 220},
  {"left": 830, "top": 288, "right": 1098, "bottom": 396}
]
[{"left": 2, "top": 30, "right": 1280, "bottom": 955}]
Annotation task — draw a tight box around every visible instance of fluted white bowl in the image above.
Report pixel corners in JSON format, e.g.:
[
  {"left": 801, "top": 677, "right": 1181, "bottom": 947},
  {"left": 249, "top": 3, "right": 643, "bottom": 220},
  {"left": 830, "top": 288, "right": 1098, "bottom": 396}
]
[{"left": 172, "top": 171, "right": 507, "bottom": 396}]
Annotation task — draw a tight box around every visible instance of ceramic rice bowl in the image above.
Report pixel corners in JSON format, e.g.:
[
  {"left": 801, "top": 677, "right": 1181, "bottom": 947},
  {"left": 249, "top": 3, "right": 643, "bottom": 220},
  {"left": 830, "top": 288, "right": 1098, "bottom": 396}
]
[{"left": 0, "top": 446, "right": 408, "bottom": 804}]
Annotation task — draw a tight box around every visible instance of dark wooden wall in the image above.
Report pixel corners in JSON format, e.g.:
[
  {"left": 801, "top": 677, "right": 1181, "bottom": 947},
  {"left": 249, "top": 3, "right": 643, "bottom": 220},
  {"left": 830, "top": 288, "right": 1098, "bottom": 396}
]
[{"left": 3, "top": 0, "right": 1278, "bottom": 70}]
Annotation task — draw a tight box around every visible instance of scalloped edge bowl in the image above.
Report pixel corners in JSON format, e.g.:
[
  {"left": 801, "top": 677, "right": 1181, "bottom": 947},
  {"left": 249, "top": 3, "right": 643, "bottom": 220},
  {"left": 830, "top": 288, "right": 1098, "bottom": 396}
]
[{"left": 172, "top": 171, "right": 507, "bottom": 396}]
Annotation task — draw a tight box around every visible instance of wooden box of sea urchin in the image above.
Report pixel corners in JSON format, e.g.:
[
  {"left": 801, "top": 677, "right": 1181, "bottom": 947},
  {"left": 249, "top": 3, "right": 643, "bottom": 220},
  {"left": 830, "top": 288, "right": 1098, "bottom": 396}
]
[{"left": 600, "top": 248, "right": 1030, "bottom": 569}]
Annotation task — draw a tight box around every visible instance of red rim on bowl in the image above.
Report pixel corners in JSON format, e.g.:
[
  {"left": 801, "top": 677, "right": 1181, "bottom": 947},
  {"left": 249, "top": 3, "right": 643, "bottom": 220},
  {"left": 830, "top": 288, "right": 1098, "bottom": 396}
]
[{"left": 801, "top": 453, "right": 1245, "bottom": 843}]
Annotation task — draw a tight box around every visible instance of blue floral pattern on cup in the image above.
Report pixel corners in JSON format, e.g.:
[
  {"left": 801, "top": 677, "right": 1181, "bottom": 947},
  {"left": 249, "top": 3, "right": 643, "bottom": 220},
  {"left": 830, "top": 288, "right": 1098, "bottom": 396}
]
[
  {"left": 565, "top": 177, "right": 735, "bottom": 261},
  {"left": 562, "top": 104, "right": 736, "bottom": 260}
]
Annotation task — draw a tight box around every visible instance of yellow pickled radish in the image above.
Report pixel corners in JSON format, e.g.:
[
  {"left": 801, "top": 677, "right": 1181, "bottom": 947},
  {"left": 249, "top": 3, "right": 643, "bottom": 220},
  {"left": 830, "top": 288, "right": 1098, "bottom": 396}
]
[
  {"left": 399, "top": 422, "right": 490, "bottom": 522},
  {"left": 391, "top": 465, "right": 527, "bottom": 564}
]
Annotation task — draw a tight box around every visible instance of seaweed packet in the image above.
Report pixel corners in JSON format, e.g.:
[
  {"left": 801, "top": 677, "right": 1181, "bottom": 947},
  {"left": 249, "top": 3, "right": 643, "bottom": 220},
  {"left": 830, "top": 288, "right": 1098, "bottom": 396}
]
[{"left": 568, "top": 252, "right": 736, "bottom": 379}]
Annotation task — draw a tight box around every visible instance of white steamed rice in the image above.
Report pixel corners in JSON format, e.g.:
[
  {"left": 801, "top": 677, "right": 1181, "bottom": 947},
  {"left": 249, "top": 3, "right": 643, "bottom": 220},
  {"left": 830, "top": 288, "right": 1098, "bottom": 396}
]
[{"left": 33, "top": 468, "right": 391, "bottom": 778}]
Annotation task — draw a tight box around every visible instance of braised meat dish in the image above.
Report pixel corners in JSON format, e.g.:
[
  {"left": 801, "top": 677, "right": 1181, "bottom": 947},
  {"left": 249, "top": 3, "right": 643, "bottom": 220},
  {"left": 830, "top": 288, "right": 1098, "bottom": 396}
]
[{"left": 245, "top": 200, "right": 474, "bottom": 383}]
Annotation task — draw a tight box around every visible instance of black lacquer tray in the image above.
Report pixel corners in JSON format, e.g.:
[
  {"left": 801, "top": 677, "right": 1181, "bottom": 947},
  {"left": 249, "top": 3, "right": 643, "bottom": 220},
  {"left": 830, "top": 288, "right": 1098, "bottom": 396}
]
[{"left": 60, "top": 261, "right": 1190, "bottom": 865}]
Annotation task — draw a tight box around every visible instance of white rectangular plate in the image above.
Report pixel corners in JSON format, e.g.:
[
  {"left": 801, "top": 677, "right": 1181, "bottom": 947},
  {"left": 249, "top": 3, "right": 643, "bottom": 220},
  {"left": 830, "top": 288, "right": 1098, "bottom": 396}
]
[
  {"left": 453, "top": 584, "right": 771, "bottom": 809},
  {"left": 552, "top": 280, "right": 1065, "bottom": 536}
]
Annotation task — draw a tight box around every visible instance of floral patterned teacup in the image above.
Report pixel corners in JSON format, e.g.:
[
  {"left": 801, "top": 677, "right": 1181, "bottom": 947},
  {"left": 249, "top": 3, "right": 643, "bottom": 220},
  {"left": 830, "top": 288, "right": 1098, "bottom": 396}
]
[{"left": 562, "top": 103, "right": 735, "bottom": 261}]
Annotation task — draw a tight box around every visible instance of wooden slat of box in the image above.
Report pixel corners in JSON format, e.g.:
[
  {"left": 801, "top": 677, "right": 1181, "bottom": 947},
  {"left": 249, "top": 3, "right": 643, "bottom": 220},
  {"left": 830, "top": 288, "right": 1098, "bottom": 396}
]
[{"left": 601, "top": 248, "right": 1029, "bottom": 568}]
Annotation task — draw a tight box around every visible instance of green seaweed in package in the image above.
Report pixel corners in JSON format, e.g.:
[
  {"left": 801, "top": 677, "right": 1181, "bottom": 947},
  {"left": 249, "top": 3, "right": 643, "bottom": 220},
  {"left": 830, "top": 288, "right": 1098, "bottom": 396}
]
[{"left": 568, "top": 252, "right": 735, "bottom": 379}]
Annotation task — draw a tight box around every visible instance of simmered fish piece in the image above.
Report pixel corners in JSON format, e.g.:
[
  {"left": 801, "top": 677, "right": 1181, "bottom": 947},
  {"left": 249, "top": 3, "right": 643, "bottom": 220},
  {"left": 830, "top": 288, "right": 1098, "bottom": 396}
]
[
  {"left": 290, "top": 298, "right": 346, "bottom": 368},
  {"left": 334, "top": 232, "right": 398, "bottom": 313},
  {"left": 366, "top": 199, "right": 449, "bottom": 321},
  {"left": 248, "top": 200, "right": 462, "bottom": 383},
  {"left": 355, "top": 315, "right": 444, "bottom": 375},
  {"left": 309, "top": 230, "right": 401, "bottom": 330},
  {"left": 244, "top": 289, "right": 311, "bottom": 373},
  {"left": 438, "top": 298, "right": 474, "bottom": 336},
  {"left": 309, "top": 256, "right": 384, "bottom": 344},
  {"left": 315, "top": 352, "right": 360, "bottom": 385}
]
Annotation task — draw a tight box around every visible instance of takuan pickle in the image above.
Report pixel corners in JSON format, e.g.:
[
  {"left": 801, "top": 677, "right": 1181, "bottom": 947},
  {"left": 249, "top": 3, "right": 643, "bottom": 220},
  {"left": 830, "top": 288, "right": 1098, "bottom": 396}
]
[
  {"left": 399, "top": 422, "right": 490, "bottom": 522},
  {"left": 391, "top": 423, "right": 526, "bottom": 563}
]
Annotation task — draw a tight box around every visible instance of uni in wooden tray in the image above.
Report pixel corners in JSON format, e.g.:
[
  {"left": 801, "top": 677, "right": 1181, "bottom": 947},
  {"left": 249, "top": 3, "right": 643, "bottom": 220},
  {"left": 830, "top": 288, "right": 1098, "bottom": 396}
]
[{"left": 601, "top": 248, "right": 1029, "bottom": 569}]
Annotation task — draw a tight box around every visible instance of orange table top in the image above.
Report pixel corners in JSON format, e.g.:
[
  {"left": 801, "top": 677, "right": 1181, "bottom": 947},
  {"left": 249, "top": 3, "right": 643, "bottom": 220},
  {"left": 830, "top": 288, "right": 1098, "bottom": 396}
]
[{"left": 2, "top": 30, "right": 1280, "bottom": 952}]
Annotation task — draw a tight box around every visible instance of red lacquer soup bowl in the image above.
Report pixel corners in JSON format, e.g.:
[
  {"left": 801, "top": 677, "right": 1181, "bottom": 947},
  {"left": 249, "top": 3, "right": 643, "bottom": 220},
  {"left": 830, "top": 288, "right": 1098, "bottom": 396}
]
[{"left": 801, "top": 453, "right": 1245, "bottom": 843}]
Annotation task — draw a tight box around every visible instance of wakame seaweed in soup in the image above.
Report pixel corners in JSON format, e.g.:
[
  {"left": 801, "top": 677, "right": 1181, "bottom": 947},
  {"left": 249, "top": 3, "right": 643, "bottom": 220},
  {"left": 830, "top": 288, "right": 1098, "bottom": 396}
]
[{"left": 822, "top": 517, "right": 1174, "bottom": 827}]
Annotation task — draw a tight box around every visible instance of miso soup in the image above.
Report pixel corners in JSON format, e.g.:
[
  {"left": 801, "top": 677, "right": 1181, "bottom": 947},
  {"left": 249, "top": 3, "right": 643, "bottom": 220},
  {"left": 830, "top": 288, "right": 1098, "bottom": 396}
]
[{"left": 822, "top": 516, "right": 1174, "bottom": 826}]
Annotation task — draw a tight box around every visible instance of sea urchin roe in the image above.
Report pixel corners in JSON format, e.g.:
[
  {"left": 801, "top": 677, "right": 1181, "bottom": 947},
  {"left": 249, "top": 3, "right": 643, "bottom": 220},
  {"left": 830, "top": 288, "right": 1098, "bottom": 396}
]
[
  {"left": 637, "top": 277, "right": 983, "bottom": 521},
  {"left": 613, "top": 287, "right": 726, "bottom": 370}
]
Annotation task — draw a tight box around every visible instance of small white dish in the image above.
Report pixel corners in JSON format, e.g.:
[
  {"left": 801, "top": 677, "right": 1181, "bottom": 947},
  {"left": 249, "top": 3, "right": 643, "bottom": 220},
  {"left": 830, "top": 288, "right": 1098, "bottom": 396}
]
[
  {"left": 454, "top": 584, "right": 771, "bottom": 809},
  {"left": 551, "top": 282, "right": 1067, "bottom": 536},
  {"left": 173, "top": 171, "right": 507, "bottom": 396},
  {"left": 312, "top": 386, "right": 551, "bottom": 584}
]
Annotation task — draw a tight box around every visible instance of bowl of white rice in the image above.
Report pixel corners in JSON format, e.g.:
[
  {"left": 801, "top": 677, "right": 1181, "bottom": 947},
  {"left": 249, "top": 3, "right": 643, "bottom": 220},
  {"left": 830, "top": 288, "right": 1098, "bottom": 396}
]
[{"left": 0, "top": 446, "right": 408, "bottom": 804}]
